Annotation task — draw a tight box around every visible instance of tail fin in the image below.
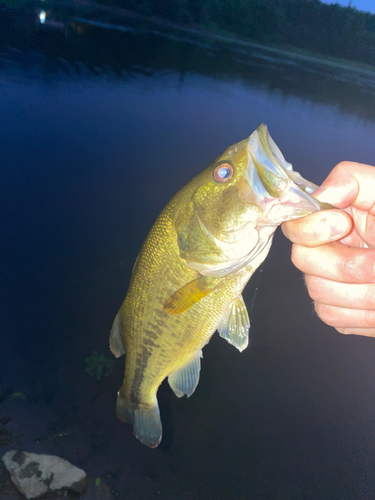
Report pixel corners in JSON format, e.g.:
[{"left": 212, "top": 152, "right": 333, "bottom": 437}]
[{"left": 116, "top": 391, "right": 162, "bottom": 448}]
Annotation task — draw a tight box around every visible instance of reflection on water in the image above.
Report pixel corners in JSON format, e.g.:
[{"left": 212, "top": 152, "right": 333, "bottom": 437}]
[
  {"left": 1, "top": 6, "right": 375, "bottom": 122},
  {"left": 1, "top": 6, "right": 375, "bottom": 500}
]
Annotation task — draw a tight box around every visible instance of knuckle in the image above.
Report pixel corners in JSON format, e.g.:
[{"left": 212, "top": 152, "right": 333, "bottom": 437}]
[
  {"left": 364, "top": 309, "right": 375, "bottom": 328},
  {"left": 290, "top": 244, "right": 305, "bottom": 271},
  {"left": 314, "top": 302, "right": 337, "bottom": 327},
  {"left": 366, "top": 286, "right": 375, "bottom": 310},
  {"left": 290, "top": 244, "right": 300, "bottom": 268},
  {"left": 339, "top": 253, "right": 366, "bottom": 282},
  {"left": 334, "top": 161, "right": 352, "bottom": 175},
  {"left": 304, "top": 275, "right": 321, "bottom": 301}
]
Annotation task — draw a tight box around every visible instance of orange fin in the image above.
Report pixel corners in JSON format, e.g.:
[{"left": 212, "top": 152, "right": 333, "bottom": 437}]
[{"left": 163, "top": 276, "right": 216, "bottom": 315}]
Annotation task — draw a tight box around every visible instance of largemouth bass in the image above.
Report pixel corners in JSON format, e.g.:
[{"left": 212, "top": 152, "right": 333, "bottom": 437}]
[{"left": 110, "top": 124, "right": 325, "bottom": 448}]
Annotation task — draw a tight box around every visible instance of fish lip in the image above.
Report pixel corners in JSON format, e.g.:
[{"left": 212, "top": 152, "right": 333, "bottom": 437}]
[
  {"left": 257, "top": 124, "right": 318, "bottom": 194},
  {"left": 246, "top": 123, "right": 325, "bottom": 214},
  {"left": 257, "top": 123, "right": 291, "bottom": 179}
]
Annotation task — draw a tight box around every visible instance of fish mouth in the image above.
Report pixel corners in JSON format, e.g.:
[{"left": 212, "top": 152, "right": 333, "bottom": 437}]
[{"left": 245, "top": 124, "right": 329, "bottom": 222}]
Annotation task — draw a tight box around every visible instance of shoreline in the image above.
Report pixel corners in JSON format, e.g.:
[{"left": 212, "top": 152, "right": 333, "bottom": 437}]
[{"left": 67, "top": 0, "right": 375, "bottom": 78}]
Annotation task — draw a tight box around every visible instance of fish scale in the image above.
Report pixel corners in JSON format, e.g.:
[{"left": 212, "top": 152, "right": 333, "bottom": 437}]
[
  {"left": 123, "top": 203, "right": 252, "bottom": 397},
  {"left": 110, "top": 124, "right": 327, "bottom": 447}
]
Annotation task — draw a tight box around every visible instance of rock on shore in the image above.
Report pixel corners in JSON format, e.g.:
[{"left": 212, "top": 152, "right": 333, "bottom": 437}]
[{"left": 2, "top": 450, "right": 87, "bottom": 499}]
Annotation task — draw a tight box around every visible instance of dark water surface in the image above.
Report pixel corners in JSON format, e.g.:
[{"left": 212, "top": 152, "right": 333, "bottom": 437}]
[{"left": 2, "top": 10, "right": 375, "bottom": 499}]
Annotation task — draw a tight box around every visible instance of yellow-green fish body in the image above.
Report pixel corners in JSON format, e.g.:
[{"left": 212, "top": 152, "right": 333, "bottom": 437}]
[{"left": 110, "top": 124, "right": 325, "bottom": 447}]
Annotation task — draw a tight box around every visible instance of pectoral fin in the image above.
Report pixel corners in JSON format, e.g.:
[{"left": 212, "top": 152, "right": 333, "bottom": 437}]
[
  {"left": 163, "top": 276, "right": 216, "bottom": 315},
  {"left": 168, "top": 350, "right": 203, "bottom": 398},
  {"left": 218, "top": 296, "right": 250, "bottom": 352}
]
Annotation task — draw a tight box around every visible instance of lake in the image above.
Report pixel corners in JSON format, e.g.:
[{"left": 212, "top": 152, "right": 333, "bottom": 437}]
[{"left": 1, "top": 8, "right": 375, "bottom": 499}]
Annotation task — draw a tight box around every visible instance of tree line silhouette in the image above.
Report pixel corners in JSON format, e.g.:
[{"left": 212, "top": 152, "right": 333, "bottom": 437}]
[{"left": 102, "top": 0, "right": 375, "bottom": 66}]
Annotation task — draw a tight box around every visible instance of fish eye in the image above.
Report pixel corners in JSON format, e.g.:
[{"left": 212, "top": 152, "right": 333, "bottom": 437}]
[{"left": 213, "top": 163, "right": 233, "bottom": 183}]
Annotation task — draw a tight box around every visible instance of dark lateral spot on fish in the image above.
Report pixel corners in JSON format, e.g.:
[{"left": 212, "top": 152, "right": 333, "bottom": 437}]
[
  {"left": 129, "top": 392, "right": 139, "bottom": 404},
  {"left": 130, "top": 320, "right": 165, "bottom": 401},
  {"left": 12, "top": 451, "right": 26, "bottom": 466},
  {"left": 130, "top": 349, "right": 153, "bottom": 401},
  {"left": 144, "top": 338, "right": 158, "bottom": 348},
  {"left": 19, "top": 462, "right": 42, "bottom": 479},
  {"left": 147, "top": 330, "right": 159, "bottom": 341}
]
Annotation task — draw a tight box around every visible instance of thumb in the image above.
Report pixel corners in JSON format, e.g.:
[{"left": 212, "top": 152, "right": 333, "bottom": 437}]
[{"left": 312, "top": 161, "right": 375, "bottom": 211}]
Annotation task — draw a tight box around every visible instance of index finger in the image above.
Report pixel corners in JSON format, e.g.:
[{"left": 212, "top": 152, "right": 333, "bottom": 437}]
[{"left": 281, "top": 209, "right": 352, "bottom": 247}]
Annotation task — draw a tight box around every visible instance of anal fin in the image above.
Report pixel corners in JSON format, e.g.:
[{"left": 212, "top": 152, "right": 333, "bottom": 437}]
[
  {"left": 218, "top": 296, "right": 250, "bottom": 352},
  {"left": 168, "top": 350, "right": 202, "bottom": 398},
  {"left": 109, "top": 309, "right": 125, "bottom": 358}
]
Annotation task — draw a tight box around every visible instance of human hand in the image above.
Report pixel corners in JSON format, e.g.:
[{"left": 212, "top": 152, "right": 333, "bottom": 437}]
[{"left": 282, "top": 161, "right": 375, "bottom": 337}]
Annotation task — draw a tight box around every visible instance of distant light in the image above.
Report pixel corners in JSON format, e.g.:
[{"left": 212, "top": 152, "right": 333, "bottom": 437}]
[{"left": 39, "top": 10, "right": 46, "bottom": 24}]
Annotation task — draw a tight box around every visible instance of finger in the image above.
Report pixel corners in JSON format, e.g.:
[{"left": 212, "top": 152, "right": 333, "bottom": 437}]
[
  {"left": 313, "top": 161, "right": 375, "bottom": 212},
  {"left": 291, "top": 242, "right": 375, "bottom": 283},
  {"left": 281, "top": 210, "right": 352, "bottom": 246},
  {"left": 336, "top": 327, "right": 375, "bottom": 337},
  {"left": 305, "top": 275, "right": 375, "bottom": 310},
  {"left": 314, "top": 302, "right": 375, "bottom": 328}
]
